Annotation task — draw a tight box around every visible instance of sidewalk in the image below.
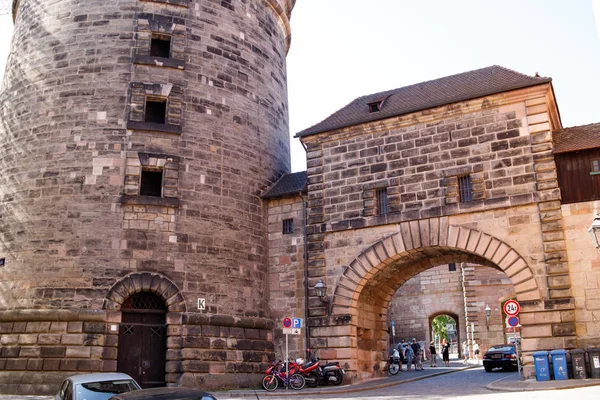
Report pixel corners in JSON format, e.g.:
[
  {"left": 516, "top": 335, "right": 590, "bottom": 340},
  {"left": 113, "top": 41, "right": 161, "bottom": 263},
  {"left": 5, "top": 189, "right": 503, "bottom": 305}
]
[{"left": 486, "top": 370, "right": 600, "bottom": 392}]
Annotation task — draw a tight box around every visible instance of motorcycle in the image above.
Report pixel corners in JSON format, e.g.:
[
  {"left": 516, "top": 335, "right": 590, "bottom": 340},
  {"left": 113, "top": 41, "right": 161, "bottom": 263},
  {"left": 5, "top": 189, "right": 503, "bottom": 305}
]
[
  {"left": 289, "top": 357, "right": 321, "bottom": 388},
  {"left": 386, "top": 348, "right": 401, "bottom": 375},
  {"left": 317, "top": 358, "right": 345, "bottom": 385}
]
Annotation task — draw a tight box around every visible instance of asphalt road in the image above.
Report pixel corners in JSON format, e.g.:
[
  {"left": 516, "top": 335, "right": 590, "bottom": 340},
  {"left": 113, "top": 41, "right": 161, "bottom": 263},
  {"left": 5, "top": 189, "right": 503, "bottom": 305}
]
[{"left": 240, "top": 366, "right": 600, "bottom": 400}]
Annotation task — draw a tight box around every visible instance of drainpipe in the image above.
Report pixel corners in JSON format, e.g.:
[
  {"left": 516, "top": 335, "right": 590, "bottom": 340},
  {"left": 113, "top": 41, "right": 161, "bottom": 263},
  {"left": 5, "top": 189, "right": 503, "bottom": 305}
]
[{"left": 301, "top": 192, "right": 310, "bottom": 359}]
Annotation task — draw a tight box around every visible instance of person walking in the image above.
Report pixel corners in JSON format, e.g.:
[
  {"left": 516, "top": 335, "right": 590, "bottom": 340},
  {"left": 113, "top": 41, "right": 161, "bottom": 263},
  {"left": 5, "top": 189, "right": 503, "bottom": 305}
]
[
  {"left": 441, "top": 338, "right": 450, "bottom": 367},
  {"left": 411, "top": 338, "right": 423, "bottom": 371},
  {"left": 429, "top": 341, "right": 437, "bottom": 367},
  {"left": 404, "top": 342, "right": 413, "bottom": 371}
]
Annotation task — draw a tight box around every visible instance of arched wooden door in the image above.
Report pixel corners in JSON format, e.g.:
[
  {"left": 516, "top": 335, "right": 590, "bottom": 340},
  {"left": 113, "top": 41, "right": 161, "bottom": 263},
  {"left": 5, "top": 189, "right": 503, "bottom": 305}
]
[{"left": 117, "top": 292, "right": 167, "bottom": 388}]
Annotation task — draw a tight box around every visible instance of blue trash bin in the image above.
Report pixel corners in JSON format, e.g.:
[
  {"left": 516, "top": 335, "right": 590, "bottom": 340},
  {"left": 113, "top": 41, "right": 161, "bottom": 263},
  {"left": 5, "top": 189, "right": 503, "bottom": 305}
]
[
  {"left": 533, "top": 351, "right": 551, "bottom": 381},
  {"left": 550, "top": 349, "right": 568, "bottom": 380}
]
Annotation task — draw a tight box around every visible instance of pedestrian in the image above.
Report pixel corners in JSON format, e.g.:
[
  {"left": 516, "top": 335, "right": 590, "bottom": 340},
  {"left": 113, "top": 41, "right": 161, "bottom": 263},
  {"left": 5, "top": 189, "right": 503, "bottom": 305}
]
[
  {"left": 395, "top": 342, "right": 404, "bottom": 371},
  {"left": 404, "top": 343, "right": 413, "bottom": 370},
  {"left": 411, "top": 338, "right": 423, "bottom": 370},
  {"left": 442, "top": 338, "right": 450, "bottom": 367},
  {"left": 429, "top": 341, "right": 437, "bottom": 367},
  {"left": 462, "top": 340, "right": 470, "bottom": 364},
  {"left": 473, "top": 341, "right": 480, "bottom": 363}
]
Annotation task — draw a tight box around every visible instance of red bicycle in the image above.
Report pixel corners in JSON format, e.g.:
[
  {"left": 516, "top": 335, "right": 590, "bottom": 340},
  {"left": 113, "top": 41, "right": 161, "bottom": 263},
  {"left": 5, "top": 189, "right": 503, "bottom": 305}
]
[{"left": 262, "top": 360, "right": 305, "bottom": 391}]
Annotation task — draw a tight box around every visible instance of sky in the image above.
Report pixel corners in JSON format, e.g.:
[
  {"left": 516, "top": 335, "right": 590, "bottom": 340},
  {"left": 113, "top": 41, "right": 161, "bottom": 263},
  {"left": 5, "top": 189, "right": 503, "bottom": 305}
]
[{"left": 1, "top": 1, "right": 600, "bottom": 173}]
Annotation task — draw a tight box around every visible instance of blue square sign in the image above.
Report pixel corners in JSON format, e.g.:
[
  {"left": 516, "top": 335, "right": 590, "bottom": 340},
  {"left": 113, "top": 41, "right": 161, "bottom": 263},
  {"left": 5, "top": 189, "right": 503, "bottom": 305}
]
[{"left": 292, "top": 318, "right": 302, "bottom": 329}]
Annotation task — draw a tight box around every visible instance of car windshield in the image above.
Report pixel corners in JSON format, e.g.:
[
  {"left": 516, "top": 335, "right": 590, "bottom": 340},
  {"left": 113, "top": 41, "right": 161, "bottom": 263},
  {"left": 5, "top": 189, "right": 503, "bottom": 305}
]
[
  {"left": 76, "top": 380, "right": 139, "bottom": 400},
  {"left": 488, "top": 346, "right": 514, "bottom": 352}
]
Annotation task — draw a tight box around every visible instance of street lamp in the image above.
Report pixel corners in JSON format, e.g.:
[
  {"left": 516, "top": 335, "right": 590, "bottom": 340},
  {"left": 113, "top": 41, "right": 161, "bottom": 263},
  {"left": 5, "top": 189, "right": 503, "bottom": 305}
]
[
  {"left": 484, "top": 304, "right": 491, "bottom": 330},
  {"left": 314, "top": 279, "right": 331, "bottom": 315},
  {"left": 589, "top": 214, "right": 600, "bottom": 249}
]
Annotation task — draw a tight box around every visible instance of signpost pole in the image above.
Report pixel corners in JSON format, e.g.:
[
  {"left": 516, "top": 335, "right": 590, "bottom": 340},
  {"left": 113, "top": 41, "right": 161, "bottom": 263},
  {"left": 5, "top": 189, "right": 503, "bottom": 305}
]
[{"left": 285, "top": 332, "right": 289, "bottom": 390}]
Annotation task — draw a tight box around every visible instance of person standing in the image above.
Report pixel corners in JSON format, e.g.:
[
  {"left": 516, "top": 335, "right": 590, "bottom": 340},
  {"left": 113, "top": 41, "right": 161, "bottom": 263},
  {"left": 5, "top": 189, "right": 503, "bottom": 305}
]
[
  {"left": 429, "top": 341, "right": 437, "bottom": 367},
  {"left": 404, "top": 343, "right": 414, "bottom": 371},
  {"left": 411, "top": 338, "right": 423, "bottom": 371},
  {"left": 395, "top": 342, "right": 404, "bottom": 371},
  {"left": 442, "top": 338, "right": 450, "bottom": 367},
  {"left": 462, "top": 340, "right": 470, "bottom": 364},
  {"left": 473, "top": 341, "right": 480, "bottom": 363}
]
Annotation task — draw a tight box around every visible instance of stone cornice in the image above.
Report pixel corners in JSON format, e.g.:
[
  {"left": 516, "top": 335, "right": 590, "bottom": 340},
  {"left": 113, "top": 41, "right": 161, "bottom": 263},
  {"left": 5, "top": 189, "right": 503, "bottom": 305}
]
[{"left": 265, "top": 0, "right": 294, "bottom": 54}]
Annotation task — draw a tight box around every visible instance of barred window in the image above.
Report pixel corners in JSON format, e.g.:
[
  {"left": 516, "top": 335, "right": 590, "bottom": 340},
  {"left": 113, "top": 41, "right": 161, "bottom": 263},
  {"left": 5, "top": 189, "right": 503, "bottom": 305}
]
[
  {"left": 376, "top": 188, "right": 389, "bottom": 215},
  {"left": 282, "top": 218, "right": 294, "bottom": 234},
  {"left": 458, "top": 175, "right": 473, "bottom": 203}
]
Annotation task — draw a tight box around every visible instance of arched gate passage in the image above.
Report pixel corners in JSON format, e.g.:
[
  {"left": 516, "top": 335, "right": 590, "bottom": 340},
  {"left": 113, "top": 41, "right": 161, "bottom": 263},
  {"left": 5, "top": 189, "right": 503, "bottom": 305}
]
[{"left": 308, "top": 217, "right": 575, "bottom": 381}]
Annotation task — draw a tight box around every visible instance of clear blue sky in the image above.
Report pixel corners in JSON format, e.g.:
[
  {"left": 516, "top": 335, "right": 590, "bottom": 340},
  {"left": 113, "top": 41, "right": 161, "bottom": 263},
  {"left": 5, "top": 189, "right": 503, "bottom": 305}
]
[{"left": 1, "top": 1, "right": 599, "bottom": 173}]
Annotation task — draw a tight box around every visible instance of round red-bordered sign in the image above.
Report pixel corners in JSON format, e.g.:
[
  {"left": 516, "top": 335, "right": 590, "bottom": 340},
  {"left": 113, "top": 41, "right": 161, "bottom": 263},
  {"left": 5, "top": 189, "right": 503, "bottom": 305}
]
[
  {"left": 282, "top": 317, "right": 292, "bottom": 328},
  {"left": 507, "top": 316, "right": 520, "bottom": 327},
  {"left": 504, "top": 300, "right": 520, "bottom": 316}
]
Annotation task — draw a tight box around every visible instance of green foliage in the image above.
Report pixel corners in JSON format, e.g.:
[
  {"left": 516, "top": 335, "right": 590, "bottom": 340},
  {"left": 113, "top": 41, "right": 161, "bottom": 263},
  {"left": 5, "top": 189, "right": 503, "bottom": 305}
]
[{"left": 432, "top": 315, "right": 456, "bottom": 342}]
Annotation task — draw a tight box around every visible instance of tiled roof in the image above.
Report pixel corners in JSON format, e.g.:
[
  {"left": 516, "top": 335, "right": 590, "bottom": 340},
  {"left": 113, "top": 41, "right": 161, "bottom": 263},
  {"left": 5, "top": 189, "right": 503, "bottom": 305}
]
[
  {"left": 262, "top": 171, "right": 307, "bottom": 199},
  {"left": 296, "top": 65, "right": 552, "bottom": 137},
  {"left": 553, "top": 123, "right": 600, "bottom": 154}
]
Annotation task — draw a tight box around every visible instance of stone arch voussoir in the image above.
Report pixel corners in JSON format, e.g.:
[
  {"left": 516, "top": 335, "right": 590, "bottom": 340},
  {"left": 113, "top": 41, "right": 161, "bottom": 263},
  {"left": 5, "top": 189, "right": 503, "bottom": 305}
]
[
  {"left": 103, "top": 272, "right": 186, "bottom": 312},
  {"left": 331, "top": 217, "right": 542, "bottom": 315}
]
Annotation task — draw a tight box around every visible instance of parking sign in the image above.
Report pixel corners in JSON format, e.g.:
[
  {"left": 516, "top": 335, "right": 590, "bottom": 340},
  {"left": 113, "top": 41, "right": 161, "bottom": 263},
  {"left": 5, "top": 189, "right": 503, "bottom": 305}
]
[{"left": 292, "top": 318, "right": 302, "bottom": 329}]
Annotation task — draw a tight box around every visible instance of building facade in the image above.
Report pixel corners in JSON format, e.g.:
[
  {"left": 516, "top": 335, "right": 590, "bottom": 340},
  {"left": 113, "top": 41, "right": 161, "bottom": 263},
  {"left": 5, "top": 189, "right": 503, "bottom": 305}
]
[{"left": 2, "top": 0, "right": 600, "bottom": 395}]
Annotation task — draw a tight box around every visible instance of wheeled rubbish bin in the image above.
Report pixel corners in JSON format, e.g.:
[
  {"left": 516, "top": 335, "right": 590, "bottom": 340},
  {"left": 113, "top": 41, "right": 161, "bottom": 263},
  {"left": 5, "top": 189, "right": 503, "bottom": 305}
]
[
  {"left": 549, "top": 349, "right": 568, "bottom": 380},
  {"left": 588, "top": 347, "right": 600, "bottom": 379},
  {"left": 570, "top": 349, "right": 587, "bottom": 379},
  {"left": 532, "top": 351, "right": 551, "bottom": 381}
]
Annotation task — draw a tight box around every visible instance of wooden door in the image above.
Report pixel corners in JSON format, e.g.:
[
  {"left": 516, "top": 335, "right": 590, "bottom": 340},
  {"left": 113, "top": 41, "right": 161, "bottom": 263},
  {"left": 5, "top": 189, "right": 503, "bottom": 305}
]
[{"left": 117, "top": 292, "right": 167, "bottom": 388}]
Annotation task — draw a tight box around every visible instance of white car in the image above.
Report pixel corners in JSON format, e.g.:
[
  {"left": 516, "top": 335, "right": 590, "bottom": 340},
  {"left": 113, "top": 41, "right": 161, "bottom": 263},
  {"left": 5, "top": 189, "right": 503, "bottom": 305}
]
[{"left": 56, "top": 373, "right": 141, "bottom": 400}]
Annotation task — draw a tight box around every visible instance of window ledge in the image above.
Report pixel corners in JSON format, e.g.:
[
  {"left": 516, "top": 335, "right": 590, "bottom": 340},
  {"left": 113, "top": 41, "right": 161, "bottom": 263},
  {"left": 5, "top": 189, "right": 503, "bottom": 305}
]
[
  {"left": 590, "top": 171, "right": 600, "bottom": 176},
  {"left": 120, "top": 195, "right": 180, "bottom": 208},
  {"left": 127, "top": 121, "right": 182, "bottom": 135},
  {"left": 133, "top": 54, "right": 185, "bottom": 70}
]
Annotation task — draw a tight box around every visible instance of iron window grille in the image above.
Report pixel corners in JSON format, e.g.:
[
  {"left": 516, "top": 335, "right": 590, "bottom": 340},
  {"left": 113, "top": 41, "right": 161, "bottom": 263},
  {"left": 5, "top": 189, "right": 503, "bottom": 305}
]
[
  {"left": 458, "top": 175, "right": 473, "bottom": 203},
  {"left": 376, "top": 188, "right": 389, "bottom": 215},
  {"left": 282, "top": 218, "right": 294, "bottom": 234}
]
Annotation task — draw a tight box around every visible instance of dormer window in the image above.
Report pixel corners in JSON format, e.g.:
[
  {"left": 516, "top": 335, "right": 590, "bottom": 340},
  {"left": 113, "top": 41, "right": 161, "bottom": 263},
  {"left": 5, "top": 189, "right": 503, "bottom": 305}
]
[
  {"left": 368, "top": 101, "right": 382, "bottom": 113},
  {"left": 151, "top": 33, "right": 171, "bottom": 58}
]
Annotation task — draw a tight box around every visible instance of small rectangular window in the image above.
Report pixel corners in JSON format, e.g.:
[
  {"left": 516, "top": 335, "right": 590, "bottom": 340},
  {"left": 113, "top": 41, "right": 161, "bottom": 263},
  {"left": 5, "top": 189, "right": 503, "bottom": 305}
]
[
  {"left": 592, "top": 160, "right": 600, "bottom": 172},
  {"left": 150, "top": 33, "right": 171, "bottom": 58},
  {"left": 282, "top": 218, "right": 294, "bottom": 234},
  {"left": 458, "top": 175, "right": 473, "bottom": 203},
  {"left": 140, "top": 168, "right": 163, "bottom": 197},
  {"left": 448, "top": 263, "right": 456, "bottom": 272},
  {"left": 376, "top": 188, "right": 389, "bottom": 215},
  {"left": 145, "top": 97, "right": 167, "bottom": 124}
]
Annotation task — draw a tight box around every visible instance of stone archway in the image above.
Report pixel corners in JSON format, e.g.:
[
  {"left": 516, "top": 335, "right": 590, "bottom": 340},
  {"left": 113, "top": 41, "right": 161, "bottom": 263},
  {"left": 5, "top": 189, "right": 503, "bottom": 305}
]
[
  {"left": 308, "top": 217, "right": 574, "bottom": 380},
  {"left": 103, "top": 272, "right": 186, "bottom": 312}
]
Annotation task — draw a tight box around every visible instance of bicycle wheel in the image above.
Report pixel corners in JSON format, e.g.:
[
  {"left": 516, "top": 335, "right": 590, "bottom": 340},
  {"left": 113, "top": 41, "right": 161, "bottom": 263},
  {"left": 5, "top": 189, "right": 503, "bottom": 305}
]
[
  {"left": 262, "top": 374, "right": 278, "bottom": 391},
  {"left": 388, "top": 363, "right": 400, "bottom": 375},
  {"left": 289, "top": 373, "right": 305, "bottom": 390}
]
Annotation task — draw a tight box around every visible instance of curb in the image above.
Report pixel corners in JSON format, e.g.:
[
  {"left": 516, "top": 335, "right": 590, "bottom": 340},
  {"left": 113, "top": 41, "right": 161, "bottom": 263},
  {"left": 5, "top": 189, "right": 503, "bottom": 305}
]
[
  {"left": 486, "top": 375, "right": 600, "bottom": 392},
  {"left": 218, "top": 365, "right": 477, "bottom": 398}
]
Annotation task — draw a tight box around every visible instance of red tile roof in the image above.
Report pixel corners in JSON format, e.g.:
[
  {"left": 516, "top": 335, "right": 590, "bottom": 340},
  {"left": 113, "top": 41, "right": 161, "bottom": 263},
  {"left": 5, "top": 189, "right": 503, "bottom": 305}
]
[
  {"left": 296, "top": 65, "right": 551, "bottom": 137},
  {"left": 553, "top": 123, "right": 600, "bottom": 154}
]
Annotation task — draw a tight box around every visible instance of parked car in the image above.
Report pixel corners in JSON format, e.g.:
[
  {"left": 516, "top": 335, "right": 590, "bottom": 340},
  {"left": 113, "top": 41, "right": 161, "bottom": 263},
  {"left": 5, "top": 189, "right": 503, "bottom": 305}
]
[
  {"left": 483, "top": 344, "right": 519, "bottom": 372},
  {"left": 56, "top": 373, "right": 141, "bottom": 400},
  {"left": 109, "top": 387, "right": 216, "bottom": 400}
]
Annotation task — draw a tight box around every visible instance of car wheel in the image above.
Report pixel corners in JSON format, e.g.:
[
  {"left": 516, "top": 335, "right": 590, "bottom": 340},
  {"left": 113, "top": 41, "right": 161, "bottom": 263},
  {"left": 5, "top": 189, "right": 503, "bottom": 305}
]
[{"left": 484, "top": 365, "right": 492, "bottom": 372}]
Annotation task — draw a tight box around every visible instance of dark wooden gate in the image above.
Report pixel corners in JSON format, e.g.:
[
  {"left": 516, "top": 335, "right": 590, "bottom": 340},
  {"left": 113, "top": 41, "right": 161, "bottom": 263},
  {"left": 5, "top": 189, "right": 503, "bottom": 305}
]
[{"left": 117, "top": 292, "right": 167, "bottom": 388}]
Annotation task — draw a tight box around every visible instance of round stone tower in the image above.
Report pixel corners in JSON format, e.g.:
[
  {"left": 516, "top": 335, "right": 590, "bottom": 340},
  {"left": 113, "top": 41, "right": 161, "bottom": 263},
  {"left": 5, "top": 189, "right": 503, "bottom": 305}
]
[{"left": 0, "top": 0, "right": 295, "bottom": 394}]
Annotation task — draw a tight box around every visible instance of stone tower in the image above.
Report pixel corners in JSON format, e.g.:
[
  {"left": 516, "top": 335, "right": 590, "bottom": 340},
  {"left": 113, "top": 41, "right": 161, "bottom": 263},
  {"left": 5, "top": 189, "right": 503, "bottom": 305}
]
[{"left": 0, "top": 0, "right": 295, "bottom": 394}]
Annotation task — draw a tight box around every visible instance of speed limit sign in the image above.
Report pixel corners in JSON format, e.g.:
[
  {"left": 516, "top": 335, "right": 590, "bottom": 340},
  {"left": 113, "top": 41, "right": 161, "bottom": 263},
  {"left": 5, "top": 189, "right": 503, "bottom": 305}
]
[{"left": 504, "top": 300, "right": 520, "bottom": 316}]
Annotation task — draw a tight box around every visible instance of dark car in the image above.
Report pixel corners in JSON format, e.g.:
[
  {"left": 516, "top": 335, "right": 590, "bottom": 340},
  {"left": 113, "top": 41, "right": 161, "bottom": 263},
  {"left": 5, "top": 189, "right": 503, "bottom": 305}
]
[
  {"left": 109, "top": 387, "right": 216, "bottom": 400},
  {"left": 56, "top": 373, "right": 141, "bottom": 400},
  {"left": 483, "top": 344, "right": 519, "bottom": 372}
]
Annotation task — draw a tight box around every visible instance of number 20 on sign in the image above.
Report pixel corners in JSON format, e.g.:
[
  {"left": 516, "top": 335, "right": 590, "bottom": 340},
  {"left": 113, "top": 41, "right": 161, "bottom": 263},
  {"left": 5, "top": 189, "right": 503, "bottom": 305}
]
[{"left": 503, "top": 300, "right": 520, "bottom": 316}]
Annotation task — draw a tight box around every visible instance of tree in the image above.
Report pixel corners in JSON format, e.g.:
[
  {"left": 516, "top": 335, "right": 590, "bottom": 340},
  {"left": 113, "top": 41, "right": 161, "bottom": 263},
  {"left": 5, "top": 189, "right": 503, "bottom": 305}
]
[{"left": 432, "top": 315, "right": 455, "bottom": 343}]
